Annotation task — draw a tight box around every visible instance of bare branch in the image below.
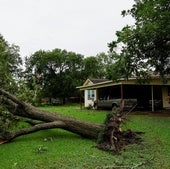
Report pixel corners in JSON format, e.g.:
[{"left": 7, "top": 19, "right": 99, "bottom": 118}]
[{"left": 1, "top": 121, "right": 66, "bottom": 143}]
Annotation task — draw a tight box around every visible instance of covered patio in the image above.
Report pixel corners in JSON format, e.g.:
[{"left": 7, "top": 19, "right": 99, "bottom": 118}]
[{"left": 77, "top": 78, "right": 170, "bottom": 111}]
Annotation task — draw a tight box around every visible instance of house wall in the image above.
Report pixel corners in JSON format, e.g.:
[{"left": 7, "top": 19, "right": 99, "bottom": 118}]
[
  {"left": 84, "top": 89, "right": 96, "bottom": 107},
  {"left": 162, "top": 86, "right": 170, "bottom": 109}
]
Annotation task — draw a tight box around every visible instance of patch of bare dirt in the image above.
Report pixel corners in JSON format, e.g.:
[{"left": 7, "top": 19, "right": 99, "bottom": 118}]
[
  {"left": 95, "top": 107, "right": 144, "bottom": 155},
  {"left": 96, "top": 129, "right": 144, "bottom": 155}
]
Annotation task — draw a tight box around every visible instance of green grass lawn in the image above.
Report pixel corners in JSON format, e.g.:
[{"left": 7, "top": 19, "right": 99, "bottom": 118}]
[{"left": 0, "top": 104, "right": 170, "bottom": 169}]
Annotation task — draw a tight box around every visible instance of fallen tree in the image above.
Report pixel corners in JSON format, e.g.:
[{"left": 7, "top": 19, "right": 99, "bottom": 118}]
[
  {"left": 0, "top": 88, "right": 103, "bottom": 139},
  {"left": 0, "top": 88, "right": 143, "bottom": 154}
]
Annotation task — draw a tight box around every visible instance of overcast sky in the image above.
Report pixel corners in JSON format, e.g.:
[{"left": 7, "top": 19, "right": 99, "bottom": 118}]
[{"left": 0, "top": 0, "right": 135, "bottom": 58}]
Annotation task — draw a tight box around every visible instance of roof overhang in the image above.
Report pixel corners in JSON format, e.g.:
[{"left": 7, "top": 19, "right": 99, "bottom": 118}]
[{"left": 77, "top": 78, "right": 170, "bottom": 91}]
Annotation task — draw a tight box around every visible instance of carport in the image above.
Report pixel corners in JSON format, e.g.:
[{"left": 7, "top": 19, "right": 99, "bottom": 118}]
[
  {"left": 77, "top": 77, "right": 170, "bottom": 111},
  {"left": 96, "top": 84, "right": 162, "bottom": 111}
]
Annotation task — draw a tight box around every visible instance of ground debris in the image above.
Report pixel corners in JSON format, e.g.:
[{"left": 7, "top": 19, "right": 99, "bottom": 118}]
[
  {"left": 96, "top": 106, "right": 144, "bottom": 155},
  {"left": 96, "top": 129, "right": 144, "bottom": 155}
]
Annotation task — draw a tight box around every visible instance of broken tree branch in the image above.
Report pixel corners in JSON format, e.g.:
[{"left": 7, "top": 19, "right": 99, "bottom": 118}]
[{"left": 1, "top": 121, "right": 66, "bottom": 142}]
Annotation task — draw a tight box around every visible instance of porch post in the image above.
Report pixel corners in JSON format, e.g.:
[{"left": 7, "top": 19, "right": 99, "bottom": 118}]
[
  {"left": 80, "top": 91, "right": 83, "bottom": 110},
  {"left": 121, "top": 84, "right": 123, "bottom": 100},
  {"left": 120, "top": 84, "right": 124, "bottom": 107},
  {"left": 151, "top": 85, "right": 154, "bottom": 112},
  {"left": 96, "top": 88, "right": 99, "bottom": 109}
]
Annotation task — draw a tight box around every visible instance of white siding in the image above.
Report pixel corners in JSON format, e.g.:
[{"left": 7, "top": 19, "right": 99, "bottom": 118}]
[{"left": 84, "top": 89, "right": 96, "bottom": 107}]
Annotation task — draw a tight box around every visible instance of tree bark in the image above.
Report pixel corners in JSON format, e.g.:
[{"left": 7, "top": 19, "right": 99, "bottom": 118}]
[
  {"left": 0, "top": 88, "right": 103, "bottom": 142},
  {"left": 2, "top": 121, "right": 66, "bottom": 142}
]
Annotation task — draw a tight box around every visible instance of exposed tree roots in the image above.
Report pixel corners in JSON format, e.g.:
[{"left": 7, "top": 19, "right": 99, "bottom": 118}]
[
  {"left": 96, "top": 106, "right": 144, "bottom": 154},
  {"left": 96, "top": 129, "right": 144, "bottom": 155}
]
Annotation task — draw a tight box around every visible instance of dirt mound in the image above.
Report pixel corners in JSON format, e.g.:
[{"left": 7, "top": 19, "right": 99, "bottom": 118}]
[
  {"left": 96, "top": 107, "right": 144, "bottom": 155},
  {"left": 96, "top": 129, "right": 144, "bottom": 154}
]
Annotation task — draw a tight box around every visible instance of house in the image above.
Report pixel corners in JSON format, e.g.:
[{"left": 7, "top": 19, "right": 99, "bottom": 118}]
[
  {"left": 77, "top": 77, "right": 170, "bottom": 111},
  {"left": 81, "top": 78, "right": 109, "bottom": 107}
]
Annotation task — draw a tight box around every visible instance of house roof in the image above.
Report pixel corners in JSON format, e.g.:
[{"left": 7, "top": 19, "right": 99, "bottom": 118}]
[
  {"left": 82, "top": 78, "right": 110, "bottom": 86},
  {"left": 77, "top": 77, "right": 170, "bottom": 91},
  {"left": 89, "top": 78, "right": 109, "bottom": 84}
]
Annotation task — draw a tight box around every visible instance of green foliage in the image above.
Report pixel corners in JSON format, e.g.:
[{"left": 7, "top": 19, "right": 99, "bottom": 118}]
[
  {"left": 0, "top": 107, "right": 18, "bottom": 138},
  {"left": 82, "top": 56, "right": 100, "bottom": 79},
  {"left": 106, "top": 52, "right": 134, "bottom": 80},
  {"left": 25, "top": 49, "right": 84, "bottom": 99},
  {"left": 0, "top": 34, "right": 22, "bottom": 92},
  {"left": 82, "top": 53, "right": 113, "bottom": 79},
  {"left": 16, "top": 80, "right": 41, "bottom": 105},
  {"left": 0, "top": 34, "right": 24, "bottom": 140},
  {"left": 109, "top": 0, "right": 170, "bottom": 80},
  {"left": 97, "top": 110, "right": 115, "bottom": 141},
  {"left": 25, "top": 49, "right": 112, "bottom": 101}
]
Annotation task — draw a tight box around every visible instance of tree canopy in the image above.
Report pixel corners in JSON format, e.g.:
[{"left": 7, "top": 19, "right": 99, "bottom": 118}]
[
  {"left": 0, "top": 34, "right": 22, "bottom": 92},
  {"left": 25, "top": 49, "right": 84, "bottom": 100},
  {"left": 24, "top": 46, "right": 114, "bottom": 103},
  {"left": 108, "top": 0, "right": 170, "bottom": 80}
]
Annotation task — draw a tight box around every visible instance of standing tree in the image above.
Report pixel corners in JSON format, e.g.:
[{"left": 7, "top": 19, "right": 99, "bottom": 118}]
[
  {"left": 0, "top": 34, "right": 23, "bottom": 137},
  {"left": 108, "top": 0, "right": 170, "bottom": 80},
  {"left": 82, "top": 56, "right": 101, "bottom": 79},
  {"left": 96, "top": 52, "right": 114, "bottom": 79},
  {"left": 82, "top": 53, "right": 113, "bottom": 80},
  {"left": 25, "top": 49, "right": 84, "bottom": 103},
  {"left": 0, "top": 34, "right": 22, "bottom": 92}
]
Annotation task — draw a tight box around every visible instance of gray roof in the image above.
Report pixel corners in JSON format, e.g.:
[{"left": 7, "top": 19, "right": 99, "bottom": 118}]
[{"left": 89, "top": 78, "right": 110, "bottom": 84}]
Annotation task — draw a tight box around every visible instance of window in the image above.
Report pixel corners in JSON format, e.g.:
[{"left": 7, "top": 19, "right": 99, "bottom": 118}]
[{"left": 87, "top": 90, "right": 95, "bottom": 100}]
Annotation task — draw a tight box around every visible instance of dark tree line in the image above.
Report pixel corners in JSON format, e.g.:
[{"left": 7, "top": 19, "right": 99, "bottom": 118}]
[{"left": 24, "top": 50, "right": 113, "bottom": 103}]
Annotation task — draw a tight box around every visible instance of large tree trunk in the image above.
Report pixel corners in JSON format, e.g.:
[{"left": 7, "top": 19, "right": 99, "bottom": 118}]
[{"left": 0, "top": 88, "right": 103, "bottom": 141}]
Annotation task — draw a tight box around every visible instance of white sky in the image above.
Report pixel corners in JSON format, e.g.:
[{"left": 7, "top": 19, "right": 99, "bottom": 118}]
[{"left": 0, "top": 0, "right": 135, "bottom": 58}]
